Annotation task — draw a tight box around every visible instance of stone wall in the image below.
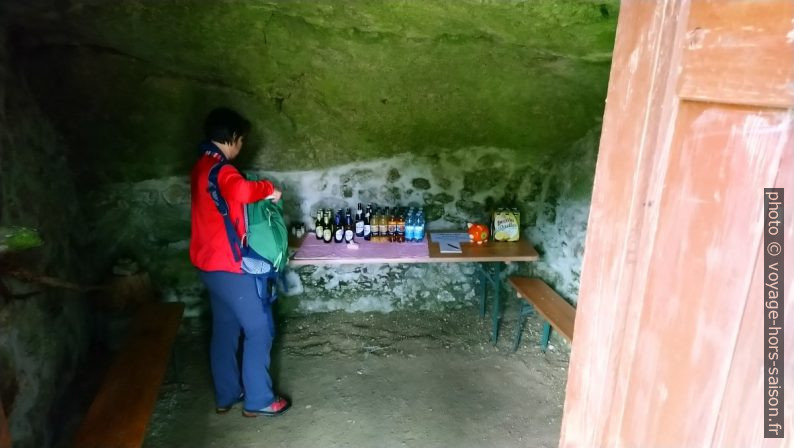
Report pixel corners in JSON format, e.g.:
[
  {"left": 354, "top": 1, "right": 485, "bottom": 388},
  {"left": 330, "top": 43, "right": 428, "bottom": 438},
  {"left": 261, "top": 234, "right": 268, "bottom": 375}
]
[
  {"left": 0, "top": 45, "right": 92, "bottom": 448},
  {"left": 524, "top": 126, "right": 600, "bottom": 303},
  {"left": 91, "top": 125, "right": 599, "bottom": 316}
]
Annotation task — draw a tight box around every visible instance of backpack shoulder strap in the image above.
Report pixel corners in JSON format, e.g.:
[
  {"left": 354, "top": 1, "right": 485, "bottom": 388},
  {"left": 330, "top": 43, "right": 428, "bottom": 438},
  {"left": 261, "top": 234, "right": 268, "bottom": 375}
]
[{"left": 207, "top": 161, "right": 243, "bottom": 262}]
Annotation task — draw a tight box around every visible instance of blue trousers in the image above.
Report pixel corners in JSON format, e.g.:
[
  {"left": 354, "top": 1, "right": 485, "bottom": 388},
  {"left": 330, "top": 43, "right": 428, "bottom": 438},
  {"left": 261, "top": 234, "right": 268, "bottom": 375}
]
[{"left": 199, "top": 270, "right": 276, "bottom": 410}]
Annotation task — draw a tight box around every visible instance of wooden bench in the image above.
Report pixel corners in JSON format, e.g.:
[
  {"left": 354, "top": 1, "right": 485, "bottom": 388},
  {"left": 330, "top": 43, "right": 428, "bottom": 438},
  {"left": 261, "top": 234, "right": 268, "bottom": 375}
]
[
  {"left": 508, "top": 277, "right": 575, "bottom": 352},
  {"left": 74, "top": 302, "right": 185, "bottom": 448}
]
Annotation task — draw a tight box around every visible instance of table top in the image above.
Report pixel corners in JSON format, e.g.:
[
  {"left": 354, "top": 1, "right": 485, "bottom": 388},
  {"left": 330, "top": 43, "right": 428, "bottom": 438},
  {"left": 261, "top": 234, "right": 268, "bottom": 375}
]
[
  {"left": 289, "top": 232, "right": 538, "bottom": 266},
  {"left": 426, "top": 236, "right": 539, "bottom": 263}
]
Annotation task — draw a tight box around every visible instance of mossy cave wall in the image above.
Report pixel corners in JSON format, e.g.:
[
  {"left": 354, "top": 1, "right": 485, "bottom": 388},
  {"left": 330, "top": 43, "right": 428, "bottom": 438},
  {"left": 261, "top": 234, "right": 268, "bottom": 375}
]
[
  {"left": 7, "top": 0, "right": 616, "bottom": 317},
  {"left": 0, "top": 35, "right": 93, "bottom": 448},
  {"left": 14, "top": 1, "right": 616, "bottom": 183}
]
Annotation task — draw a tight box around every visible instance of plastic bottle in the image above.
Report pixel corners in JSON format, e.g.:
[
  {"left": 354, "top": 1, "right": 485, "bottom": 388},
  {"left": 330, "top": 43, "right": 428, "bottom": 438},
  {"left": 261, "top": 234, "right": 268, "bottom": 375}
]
[
  {"left": 405, "top": 212, "right": 415, "bottom": 242},
  {"left": 417, "top": 210, "right": 426, "bottom": 242}
]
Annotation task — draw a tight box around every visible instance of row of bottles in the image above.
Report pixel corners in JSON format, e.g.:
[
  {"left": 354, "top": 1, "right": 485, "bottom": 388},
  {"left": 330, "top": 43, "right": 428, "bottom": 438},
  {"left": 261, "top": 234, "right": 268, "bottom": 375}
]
[{"left": 313, "top": 203, "right": 425, "bottom": 244}]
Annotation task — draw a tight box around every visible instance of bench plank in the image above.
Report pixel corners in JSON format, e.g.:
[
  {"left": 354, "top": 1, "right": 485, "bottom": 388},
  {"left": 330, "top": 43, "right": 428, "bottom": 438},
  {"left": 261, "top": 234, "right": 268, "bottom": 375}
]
[
  {"left": 509, "top": 277, "right": 575, "bottom": 341},
  {"left": 74, "top": 302, "right": 184, "bottom": 448}
]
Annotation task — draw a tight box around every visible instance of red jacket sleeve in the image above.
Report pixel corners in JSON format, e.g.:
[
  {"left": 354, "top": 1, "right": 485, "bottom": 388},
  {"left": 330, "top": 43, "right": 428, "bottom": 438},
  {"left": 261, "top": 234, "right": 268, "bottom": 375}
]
[{"left": 217, "top": 165, "right": 275, "bottom": 204}]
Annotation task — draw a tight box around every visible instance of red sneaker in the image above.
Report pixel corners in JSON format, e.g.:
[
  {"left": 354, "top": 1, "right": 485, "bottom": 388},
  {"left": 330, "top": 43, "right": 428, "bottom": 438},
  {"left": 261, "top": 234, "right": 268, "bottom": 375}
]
[{"left": 242, "top": 396, "right": 291, "bottom": 417}]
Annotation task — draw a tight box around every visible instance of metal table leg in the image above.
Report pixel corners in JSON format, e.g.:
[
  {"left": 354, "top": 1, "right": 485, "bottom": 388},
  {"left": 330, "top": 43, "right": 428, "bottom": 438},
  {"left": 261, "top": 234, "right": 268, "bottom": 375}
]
[
  {"left": 473, "top": 262, "right": 505, "bottom": 344},
  {"left": 490, "top": 262, "right": 502, "bottom": 345},
  {"left": 479, "top": 262, "right": 487, "bottom": 317}
]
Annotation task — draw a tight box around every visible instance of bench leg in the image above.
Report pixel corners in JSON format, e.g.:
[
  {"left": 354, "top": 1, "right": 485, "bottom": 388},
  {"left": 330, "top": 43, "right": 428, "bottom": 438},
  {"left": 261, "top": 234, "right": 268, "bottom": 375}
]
[
  {"left": 512, "top": 302, "right": 533, "bottom": 352},
  {"left": 540, "top": 321, "right": 552, "bottom": 353},
  {"left": 490, "top": 263, "right": 502, "bottom": 345}
]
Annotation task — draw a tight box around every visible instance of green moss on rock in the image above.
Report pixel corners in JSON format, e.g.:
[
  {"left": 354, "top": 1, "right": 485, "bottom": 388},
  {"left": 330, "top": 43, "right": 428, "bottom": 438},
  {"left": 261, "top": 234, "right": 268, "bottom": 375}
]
[
  {"left": 14, "top": 0, "right": 616, "bottom": 184},
  {"left": 0, "top": 226, "right": 43, "bottom": 253}
]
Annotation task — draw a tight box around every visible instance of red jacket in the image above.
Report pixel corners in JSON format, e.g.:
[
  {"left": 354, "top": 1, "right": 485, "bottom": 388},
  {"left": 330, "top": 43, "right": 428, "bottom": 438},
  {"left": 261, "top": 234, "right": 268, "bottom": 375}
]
[{"left": 190, "top": 152, "right": 275, "bottom": 272}]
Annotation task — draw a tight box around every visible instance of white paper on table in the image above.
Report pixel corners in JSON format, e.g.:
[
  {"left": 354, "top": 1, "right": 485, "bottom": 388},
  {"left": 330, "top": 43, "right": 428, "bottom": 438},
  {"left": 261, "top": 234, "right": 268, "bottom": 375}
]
[{"left": 430, "top": 232, "right": 469, "bottom": 253}]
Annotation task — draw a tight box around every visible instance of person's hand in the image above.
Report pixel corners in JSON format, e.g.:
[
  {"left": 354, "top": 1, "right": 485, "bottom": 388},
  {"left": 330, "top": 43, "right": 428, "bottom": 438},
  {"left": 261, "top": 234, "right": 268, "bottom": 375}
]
[{"left": 266, "top": 188, "right": 282, "bottom": 202}]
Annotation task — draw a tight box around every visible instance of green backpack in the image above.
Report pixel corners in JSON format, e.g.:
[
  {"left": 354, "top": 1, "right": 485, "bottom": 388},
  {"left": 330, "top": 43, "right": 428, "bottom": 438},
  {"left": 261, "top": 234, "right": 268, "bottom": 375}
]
[
  {"left": 207, "top": 159, "right": 287, "bottom": 304},
  {"left": 244, "top": 198, "right": 289, "bottom": 273}
]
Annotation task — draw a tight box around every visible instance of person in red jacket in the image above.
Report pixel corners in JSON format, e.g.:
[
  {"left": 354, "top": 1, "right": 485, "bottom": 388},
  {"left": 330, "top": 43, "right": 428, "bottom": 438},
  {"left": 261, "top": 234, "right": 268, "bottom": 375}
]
[{"left": 190, "top": 107, "right": 291, "bottom": 417}]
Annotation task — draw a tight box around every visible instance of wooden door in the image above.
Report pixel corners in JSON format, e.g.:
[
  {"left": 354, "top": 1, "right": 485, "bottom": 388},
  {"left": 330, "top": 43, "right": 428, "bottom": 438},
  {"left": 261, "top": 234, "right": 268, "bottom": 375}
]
[{"left": 560, "top": 1, "right": 793, "bottom": 447}]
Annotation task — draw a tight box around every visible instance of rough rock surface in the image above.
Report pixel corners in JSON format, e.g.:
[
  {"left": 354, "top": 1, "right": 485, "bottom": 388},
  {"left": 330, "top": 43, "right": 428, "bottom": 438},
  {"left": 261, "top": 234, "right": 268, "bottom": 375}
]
[
  {"left": 0, "top": 52, "right": 92, "bottom": 448},
  {"left": 0, "top": 1, "right": 616, "bottom": 445},
  {"left": 12, "top": 0, "right": 617, "bottom": 184}
]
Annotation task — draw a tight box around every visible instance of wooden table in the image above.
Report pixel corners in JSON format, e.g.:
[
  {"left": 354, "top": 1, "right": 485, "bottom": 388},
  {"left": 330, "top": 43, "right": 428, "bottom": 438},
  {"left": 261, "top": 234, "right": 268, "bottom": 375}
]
[{"left": 289, "top": 233, "right": 539, "bottom": 343}]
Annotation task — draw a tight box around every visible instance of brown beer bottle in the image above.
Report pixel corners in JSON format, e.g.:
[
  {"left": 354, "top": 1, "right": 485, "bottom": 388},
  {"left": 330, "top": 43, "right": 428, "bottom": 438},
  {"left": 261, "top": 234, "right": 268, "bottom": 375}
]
[
  {"left": 397, "top": 210, "right": 406, "bottom": 243},
  {"left": 380, "top": 207, "right": 391, "bottom": 242}
]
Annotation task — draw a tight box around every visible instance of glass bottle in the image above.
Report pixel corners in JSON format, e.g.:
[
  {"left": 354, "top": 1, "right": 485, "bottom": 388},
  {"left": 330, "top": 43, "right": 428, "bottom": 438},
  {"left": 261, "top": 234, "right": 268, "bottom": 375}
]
[
  {"left": 396, "top": 210, "right": 406, "bottom": 243},
  {"left": 322, "top": 210, "right": 333, "bottom": 244},
  {"left": 371, "top": 208, "right": 380, "bottom": 241},
  {"left": 355, "top": 203, "right": 365, "bottom": 237},
  {"left": 380, "top": 207, "right": 390, "bottom": 242},
  {"left": 387, "top": 208, "right": 397, "bottom": 243},
  {"left": 344, "top": 209, "right": 355, "bottom": 243},
  {"left": 334, "top": 210, "right": 344, "bottom": 243},
  {"left": 314, "top": 209, "right": 324, "bottom": 240},
  {"left": 363, "top": 205, "right": 372, "bottom": 241}
]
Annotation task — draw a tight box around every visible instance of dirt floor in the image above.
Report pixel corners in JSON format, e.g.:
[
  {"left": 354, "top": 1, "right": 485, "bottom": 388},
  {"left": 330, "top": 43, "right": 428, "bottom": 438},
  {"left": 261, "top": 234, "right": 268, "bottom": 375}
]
[{"left": 143, "top": 307, "right": 570, "bottom": 448}]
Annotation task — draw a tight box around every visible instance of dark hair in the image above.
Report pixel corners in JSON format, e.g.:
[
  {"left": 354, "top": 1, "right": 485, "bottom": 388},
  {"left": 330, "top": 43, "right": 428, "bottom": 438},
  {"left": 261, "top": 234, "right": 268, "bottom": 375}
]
[{"left": 204, "top": 107, "right": 251, "bottom": 144}]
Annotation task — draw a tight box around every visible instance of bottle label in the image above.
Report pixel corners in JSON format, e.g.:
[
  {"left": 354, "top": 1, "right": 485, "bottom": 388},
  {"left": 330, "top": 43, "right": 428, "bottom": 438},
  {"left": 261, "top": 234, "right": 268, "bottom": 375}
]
[
  {"left": 363, "top": 225, "right": 371, "bottom": 236},
  {"left": 345, "top": 230, "right": 354, "bottom": 241},
  {"left": 355, "top": 221, "right": 364, "bottom": 233},
  {"left": 323, "top": 229, "right": 332, "bottom": 241},
  {"left": 335, "top": 229, "right": 344, "bottom": 240},
  {"left": 316, "top": 226, "right": 323, "bottom": 238}
]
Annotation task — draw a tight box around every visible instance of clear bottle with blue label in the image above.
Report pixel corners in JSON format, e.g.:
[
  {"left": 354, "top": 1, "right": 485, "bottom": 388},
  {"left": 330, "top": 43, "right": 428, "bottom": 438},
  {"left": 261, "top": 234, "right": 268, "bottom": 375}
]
[
  {"left": 415, "top": 210, "right": 426, "bottom": 242},
  {"left": 405, "top": 211, "right": 416, "bottom": 242}
]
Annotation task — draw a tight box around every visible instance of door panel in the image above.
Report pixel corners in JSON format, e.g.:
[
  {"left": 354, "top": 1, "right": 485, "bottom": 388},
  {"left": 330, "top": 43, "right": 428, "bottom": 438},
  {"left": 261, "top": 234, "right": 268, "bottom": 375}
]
[
  {"left": 617, "top": 103, "right": 791, "bottom": 446},
  {"left": 679, "top": 0, "right": 794, "bottom": 108},
  {"left": 712, "top": 144, "right": 794, "bottom": 448}
]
